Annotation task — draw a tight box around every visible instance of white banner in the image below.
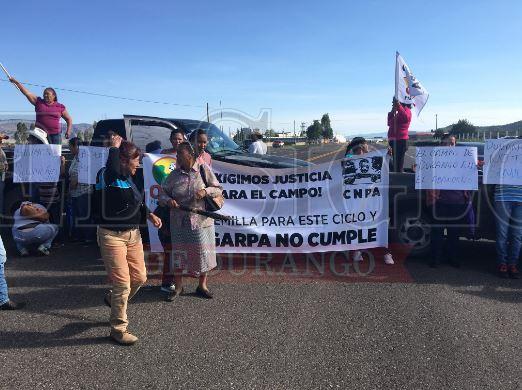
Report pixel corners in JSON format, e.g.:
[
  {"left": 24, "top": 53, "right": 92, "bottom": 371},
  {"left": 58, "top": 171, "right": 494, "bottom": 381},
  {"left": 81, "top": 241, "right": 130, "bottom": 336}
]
[
  {"left": 483, "top": 139, "right": 522, "bottom": 185},
  {"left": 143, "top": 151, "right": 389, "bottom": 253},
  {"left": 78, "top": 146, "right": 110, "bottom": 184},
  {"left": 395, "top": 52, "right": 429, "bottom": 116},
  {"left": 415, "top": 146, "right": 478, "bottom": 190},
  {"left": 143, "top": 153, "right": 178, "bottom": 252},
  {"left": 13, "top": 144, "right": 62, "bottom": 183}
]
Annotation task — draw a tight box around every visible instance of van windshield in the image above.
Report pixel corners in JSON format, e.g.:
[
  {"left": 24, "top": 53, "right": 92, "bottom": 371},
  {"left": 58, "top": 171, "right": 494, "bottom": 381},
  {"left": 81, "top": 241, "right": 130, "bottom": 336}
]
[{"left": 181, "top": 122, "right": 242, "bottom": 154}]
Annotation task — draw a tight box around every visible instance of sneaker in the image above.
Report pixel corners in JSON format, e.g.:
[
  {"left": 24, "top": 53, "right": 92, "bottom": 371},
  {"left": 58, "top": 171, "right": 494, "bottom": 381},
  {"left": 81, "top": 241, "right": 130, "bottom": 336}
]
[
  {"left": 383, "top": 253, "right": 394, "bottom": 265},
  {"left": 19, "top": 248, "right": 30, "bottom": 257},
  {"left": 0, "top": 300, "right": 26, "bottom": 310},
  {"left": 160, "top": 283, "right": 176, "bottom": 293},
  {"left": 508, "top": 265, "right": 520, "bottom": 279},
  {"left": 110, "top": 330, "right": 138, "bottom": 345},
  {"left": 498, "top": 263, "right": 509, "bottom": 279},
  {"left": 37, "top": 245, "right": 50, "bottom": 256},
  {"left": 353, "top": 251, "right": 363, "bottom": 262}
]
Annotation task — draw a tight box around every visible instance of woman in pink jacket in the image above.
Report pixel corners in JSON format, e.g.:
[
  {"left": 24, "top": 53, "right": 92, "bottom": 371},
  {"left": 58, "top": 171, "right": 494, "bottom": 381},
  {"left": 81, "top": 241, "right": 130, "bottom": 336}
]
[{"left": 387, "top": 98, "right": 412, "bottom": 172}]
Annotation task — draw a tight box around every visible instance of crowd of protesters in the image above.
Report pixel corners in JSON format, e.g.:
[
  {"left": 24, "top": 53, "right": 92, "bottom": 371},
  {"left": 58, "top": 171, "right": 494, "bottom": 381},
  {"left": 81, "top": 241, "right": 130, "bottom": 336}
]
[{"left": 0, "top": 81, "right": 520, "bottom": 349}]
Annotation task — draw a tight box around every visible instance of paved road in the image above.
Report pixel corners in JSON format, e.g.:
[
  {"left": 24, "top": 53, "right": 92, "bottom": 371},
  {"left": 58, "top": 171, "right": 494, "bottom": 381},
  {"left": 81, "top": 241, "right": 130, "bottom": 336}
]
[
  {"left": 268, "top": 143, "right": 348, "bottom": 164},
  {"left": 0, "top": 236, "right": 520, "bottom": 389},
  {"left": 267, "top": 142, "right": 417, "bottom": 169}
]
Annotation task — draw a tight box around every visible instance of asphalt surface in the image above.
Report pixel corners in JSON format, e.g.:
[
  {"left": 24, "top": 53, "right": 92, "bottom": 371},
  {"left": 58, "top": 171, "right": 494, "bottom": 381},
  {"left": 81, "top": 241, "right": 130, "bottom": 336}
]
[{"left": 0, "top": 234, "right": 520, "bottom": 389}]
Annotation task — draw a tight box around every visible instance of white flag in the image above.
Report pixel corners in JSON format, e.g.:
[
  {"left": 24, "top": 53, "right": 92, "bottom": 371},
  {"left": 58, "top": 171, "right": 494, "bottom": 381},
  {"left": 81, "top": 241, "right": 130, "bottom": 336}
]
[{"left": 395, "top": 52, "right": 429, "bottom": 116}]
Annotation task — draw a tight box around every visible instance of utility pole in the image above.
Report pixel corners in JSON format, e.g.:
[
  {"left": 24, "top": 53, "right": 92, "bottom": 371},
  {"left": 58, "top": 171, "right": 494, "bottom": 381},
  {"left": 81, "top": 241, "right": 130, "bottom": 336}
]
[
  {"left": 220, "top": 100, "right": 223, "bottom": 131},
  {"left": 293, "top": 120, "right": 296, "bottom": 137},
  {"left": 300, "top": 122, "right": 306, "bottom": 136},
  {"left": 435, "top": 114, "right": 438, "bottom": 131},
  {"left": 206, "top": 103, "right": 210, "bottom": 122}
]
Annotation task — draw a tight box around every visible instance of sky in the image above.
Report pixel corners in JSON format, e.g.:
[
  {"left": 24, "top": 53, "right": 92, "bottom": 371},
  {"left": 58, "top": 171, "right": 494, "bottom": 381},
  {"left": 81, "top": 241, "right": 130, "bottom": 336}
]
[{"left": 1, "top": 0, "right": 521, "bottom": 136}]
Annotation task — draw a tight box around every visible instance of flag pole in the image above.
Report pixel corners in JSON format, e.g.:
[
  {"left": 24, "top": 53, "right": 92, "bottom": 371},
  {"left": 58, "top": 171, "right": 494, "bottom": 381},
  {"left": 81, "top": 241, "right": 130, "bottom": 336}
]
[
  {"left": 0, "top": 62, "right": 21, "bottom": 92},
  {"left": 392, "top": 51, "right": 399, "bottom": 172}
]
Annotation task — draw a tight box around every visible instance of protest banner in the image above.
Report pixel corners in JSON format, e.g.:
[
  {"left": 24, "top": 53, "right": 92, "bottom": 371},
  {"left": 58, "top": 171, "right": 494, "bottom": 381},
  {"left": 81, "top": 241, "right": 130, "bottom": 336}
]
[
  {"left": 78, "top": 146, "right": 110, "bottom": 184},
  {"left": 415, "top": 146, "right": 478, "bottom": 190},
  {"left": 483, "top": 139, "right": 522, "bottom": 185},
  {"left": 13, "top": 144, "right": 62, "bottom": 183},
  {"left": 143, "top": 151, "right": 389, "bottom": 253}
]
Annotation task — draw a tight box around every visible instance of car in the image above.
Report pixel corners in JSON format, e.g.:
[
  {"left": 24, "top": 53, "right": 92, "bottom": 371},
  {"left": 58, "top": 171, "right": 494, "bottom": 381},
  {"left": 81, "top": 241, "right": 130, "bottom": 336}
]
[{"left": 272, "top": 140, "right": 285, "bottom": 148}]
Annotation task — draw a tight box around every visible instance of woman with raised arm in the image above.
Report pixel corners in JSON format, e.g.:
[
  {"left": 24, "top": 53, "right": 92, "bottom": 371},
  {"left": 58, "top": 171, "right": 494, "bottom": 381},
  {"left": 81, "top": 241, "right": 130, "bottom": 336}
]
[
  {"left": 387, "top": 98, "right": 412, "bottom": 172},
  {"left": 9, "top": 77, "right": 73, "bottom": 144},
  {"left": 94, "top": 135, "right": 162, "bottom": 345}
]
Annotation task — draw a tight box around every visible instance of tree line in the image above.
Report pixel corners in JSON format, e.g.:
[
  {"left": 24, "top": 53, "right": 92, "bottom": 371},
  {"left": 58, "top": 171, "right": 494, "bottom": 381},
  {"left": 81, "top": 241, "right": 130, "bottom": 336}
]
[{"left": 13, "top": 121, "right": 97, "bottom": 144}]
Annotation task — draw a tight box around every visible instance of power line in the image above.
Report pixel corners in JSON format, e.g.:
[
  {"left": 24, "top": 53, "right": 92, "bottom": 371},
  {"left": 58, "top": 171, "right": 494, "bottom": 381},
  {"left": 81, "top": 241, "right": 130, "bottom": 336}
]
[{"left": 0, "top": 78, "right": 205, "bottom": 108}]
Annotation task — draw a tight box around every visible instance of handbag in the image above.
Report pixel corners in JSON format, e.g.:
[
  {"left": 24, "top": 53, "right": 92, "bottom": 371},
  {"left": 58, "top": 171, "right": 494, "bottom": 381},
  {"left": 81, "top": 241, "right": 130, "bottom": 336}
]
[{"left": 199, "top": 164, "right": 224, "bottom": 212}]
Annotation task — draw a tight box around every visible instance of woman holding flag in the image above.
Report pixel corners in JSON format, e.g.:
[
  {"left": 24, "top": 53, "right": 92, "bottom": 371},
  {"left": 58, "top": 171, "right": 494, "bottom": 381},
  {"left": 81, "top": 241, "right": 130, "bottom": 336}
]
[{"left": 387, "top": 97, "right": 412, "bottom": 173}]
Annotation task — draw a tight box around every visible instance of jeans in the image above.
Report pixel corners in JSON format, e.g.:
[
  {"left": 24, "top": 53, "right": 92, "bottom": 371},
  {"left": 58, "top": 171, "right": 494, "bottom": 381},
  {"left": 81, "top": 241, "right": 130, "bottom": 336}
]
[
  {"left": 431, "top": 202, "right": 469, "bottom": 262},
  {"left": 97, "top": 227, "right": 147, "bottom": 333},
  {"left": 71, "top": 194, "right": 95, "bottom": 240},
  {"left": 495, "top": 201, "right": 522, "bottom": 266},
  {"left": 0, "top": 235, "right": 8, "bottom": 305},
  {"left": 12, "top": 223, "right": 59, "bottom": 252},
  {"left": 47, "top": 133, "right": 62, "bottom": 145}
]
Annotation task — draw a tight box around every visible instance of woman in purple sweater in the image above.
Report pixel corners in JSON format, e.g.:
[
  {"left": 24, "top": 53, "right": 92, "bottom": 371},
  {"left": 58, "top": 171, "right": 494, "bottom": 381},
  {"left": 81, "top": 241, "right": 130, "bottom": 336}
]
[{"left": 9, "top": 77, "right": 73, "bottom": 144}]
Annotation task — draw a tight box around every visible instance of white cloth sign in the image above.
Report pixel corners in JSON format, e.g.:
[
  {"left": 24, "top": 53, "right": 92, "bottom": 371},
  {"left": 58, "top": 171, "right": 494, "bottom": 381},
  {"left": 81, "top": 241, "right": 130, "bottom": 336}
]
[
  {"left": 143, "top": 153, "right": 178, "bottom": 252},
  {"left": 483, "top": 139, "right": 522, "bottom": 185},
  {"left": 143, "top": 151, "right": 389, "bottom": 253},
  {"left": 13, "top": 144, "right": 62, "bottom": 183},
  {"left": 395, "top": 52, "right": 429, "bottom": 116},
  {"left": 415, "top": 146, "right": 478, "bottom": 190},
  {"left": 78, "top": 146, "right": 110, "bottom": 184}
]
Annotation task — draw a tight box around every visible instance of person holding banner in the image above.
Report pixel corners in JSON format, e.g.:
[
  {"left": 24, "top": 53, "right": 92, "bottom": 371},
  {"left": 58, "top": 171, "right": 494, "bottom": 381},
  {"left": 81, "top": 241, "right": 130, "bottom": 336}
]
[
  {"left": 159, "top": 142, "right": 222, "bottom": 301},
  {"left": 426, "top": 134, "right": 475, "bottom": 268},
  {"left": 94, "top": 137, "right": 162, "bottom": 345},
  {"left": 345, "top": 137, "right": 395, "bottom": 265},
  {"left": 387, "top": 98, "right": 412, "bottom": 172},
  {"left": 494, "top": 186, "right": 522, "bottom": 279},
  {"left": 68, "top": 137, "right": 94, "bottom": 243},
  {"left": 26, "top": 128, "right": 67, "bottom": 245},
  {"left": 9, "top": 78, "right": 73, "bottom": 144},
  {"left": 189, "top": 129, "right": 212, "bottom": 167}
]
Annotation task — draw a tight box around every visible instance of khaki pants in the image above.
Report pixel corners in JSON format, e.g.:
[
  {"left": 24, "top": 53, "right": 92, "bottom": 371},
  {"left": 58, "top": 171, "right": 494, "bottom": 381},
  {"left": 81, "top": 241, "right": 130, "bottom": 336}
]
[{"left": 97, "top": 227, "right": 147, "bottom": 333}]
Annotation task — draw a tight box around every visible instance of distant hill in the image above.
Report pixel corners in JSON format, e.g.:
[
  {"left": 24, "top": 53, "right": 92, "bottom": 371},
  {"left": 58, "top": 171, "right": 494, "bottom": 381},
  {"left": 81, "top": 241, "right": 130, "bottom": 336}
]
[
  {"left": 436, "top": 120, "right": 522, "bottom": 136},
  {"left": 0, "top": 119, "right": 92, "bottom": 137},
  {"left": 348, "top": 120, "right": 522, "bottom": 139}
]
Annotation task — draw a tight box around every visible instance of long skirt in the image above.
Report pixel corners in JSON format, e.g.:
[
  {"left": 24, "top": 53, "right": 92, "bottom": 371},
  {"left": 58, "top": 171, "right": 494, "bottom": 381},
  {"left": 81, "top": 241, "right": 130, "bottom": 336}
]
[{"left": 170, "top": 225, "right": 217, "bottom": 275}]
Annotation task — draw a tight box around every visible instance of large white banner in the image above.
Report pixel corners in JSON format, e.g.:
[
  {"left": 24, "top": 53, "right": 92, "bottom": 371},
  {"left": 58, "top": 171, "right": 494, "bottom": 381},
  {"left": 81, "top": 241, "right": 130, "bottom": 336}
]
[
  {"left": 415, "top": 146, "right": 478, "bottom": 190},
  {"left": 395, "top": 52, "right": 429, "bottom": 116},
  {"left": 143, "top": 151, "right": 389, "bottom": 253},
  {"left": 483, "top": 139, "right": 522, "bottom": 185},
  {"left": 78, "top": 146, "right": 110, "bottom": 184},
  {"left": 13, "top": 144, "right": 62, "bottom": 183}
]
